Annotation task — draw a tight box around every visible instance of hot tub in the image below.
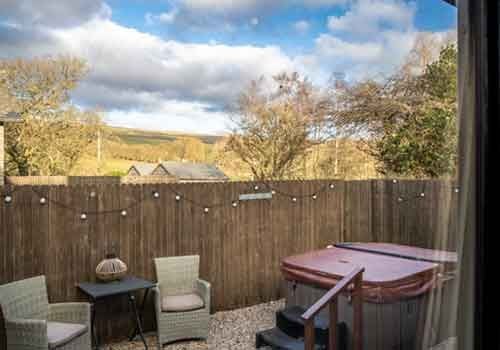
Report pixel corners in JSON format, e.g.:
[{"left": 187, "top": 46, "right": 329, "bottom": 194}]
[{"left": 281, "top": 243, "right": 457, "bottom": 350}]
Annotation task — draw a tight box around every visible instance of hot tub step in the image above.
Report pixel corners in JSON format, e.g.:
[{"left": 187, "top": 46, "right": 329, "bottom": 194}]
[
  {"left": 255, "top": 328, "right": 325, "bottom": 350},
  {"left": 276, "top": 306, "right": 347, "bottom": 349},
  {"left": 277, "top": 306, "right": 329, "bottom": 339}
]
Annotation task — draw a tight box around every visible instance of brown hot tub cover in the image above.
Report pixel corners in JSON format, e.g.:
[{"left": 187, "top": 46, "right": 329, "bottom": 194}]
[{"left": 281, "top": 243, "right": 455, "bottom": 304}]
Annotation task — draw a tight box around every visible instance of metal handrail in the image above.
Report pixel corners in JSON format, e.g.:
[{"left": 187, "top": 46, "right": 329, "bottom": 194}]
[{"left": 301, "top": 266, "right": 364, "bottom": 350}]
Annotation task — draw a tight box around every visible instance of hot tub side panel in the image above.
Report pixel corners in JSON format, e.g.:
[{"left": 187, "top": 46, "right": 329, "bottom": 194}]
[{"left": 285, "top": 281, "right": 425, "bottom": 350}]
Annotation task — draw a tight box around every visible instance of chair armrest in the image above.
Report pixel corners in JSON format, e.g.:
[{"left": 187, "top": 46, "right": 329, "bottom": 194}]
[
  {"left": 5, "top": 318, "right": 48, "bottom": 349},
  {"left": 152, "top": 285, "right": 162, "bottom": 313},
  {"left": 196, "top": 279, "right": 211, "bottom": 311},
  {"left": 49, "top": 302, "right": 91, "bottom": 325}
]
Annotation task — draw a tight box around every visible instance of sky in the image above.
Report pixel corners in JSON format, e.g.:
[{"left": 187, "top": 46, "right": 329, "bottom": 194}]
[{"left": 0, "top": 0, "right": 456, "bottom": 134}]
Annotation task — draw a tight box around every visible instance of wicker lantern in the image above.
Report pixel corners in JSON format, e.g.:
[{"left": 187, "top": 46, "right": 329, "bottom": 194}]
[{"left": 96, "top": 253, "right": 128, "bottom": 282}]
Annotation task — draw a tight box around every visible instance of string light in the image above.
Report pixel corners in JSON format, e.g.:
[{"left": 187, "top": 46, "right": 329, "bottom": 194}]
[
  {"left": 392, "top": 179, "right": 398, "bottom": 184},
  {"left": 3, "top": 181, "right": 454, "bottom": 216}
]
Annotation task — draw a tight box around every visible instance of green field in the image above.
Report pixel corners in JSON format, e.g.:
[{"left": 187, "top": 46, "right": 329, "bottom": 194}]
[{"left": 108, "top": 126, "right": 223, "bottom": 145}]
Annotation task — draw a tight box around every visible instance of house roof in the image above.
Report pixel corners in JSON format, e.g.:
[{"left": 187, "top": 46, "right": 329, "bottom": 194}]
[
  {"left": 0, "top": 111, "right": 22, "bottom": 123},
  {"left": 129, "top": 163, "right": 157, "bottom": 176},
  {"left": 157, "top": 161, "right": 228, "bottom": 181}
]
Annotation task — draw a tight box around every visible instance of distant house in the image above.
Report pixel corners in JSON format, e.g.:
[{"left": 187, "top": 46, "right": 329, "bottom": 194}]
[
  {"left": 152, "top": 161, "right": 229, "bottom": 182},
  {"left": 127, "top": 163, "right": 157, "bottom": 176}
]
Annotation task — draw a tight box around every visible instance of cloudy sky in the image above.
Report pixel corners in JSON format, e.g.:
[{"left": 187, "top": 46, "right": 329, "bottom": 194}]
[{"left": 0, "top": 0, "right": 456, "bottom": 134}]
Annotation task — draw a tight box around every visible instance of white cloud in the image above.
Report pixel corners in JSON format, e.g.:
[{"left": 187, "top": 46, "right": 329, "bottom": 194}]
[
  {"left": 145, "top": 9, "right": 178, "bottom": 25},
  {"left": 106, "top": 100, "right": 230, "bottom": 134},
  {"left": 328, "top": 0, "right": 416, "bottom": 36},
  {"left": 315, "top": 34, "right": 384, "bottom": 62},
  {"left": 0, "top": 0, "right": 110, "bottom": 28},
  {"left": 0, "top": 18, "right": 295, "bottom": 131},
  {"left": 49, "top": 19, "right": 294, "bottom": 105},
  {"left": 294, "top": 20, "right": 311, "bottom": 34},
  {"left": 250, "top": 17, "right": 260, "bottom": 26}
]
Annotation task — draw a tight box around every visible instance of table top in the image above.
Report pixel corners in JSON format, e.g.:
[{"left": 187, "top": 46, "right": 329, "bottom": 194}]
[{"left": 77, "top": 276, "right": 155, "bottom": 299}]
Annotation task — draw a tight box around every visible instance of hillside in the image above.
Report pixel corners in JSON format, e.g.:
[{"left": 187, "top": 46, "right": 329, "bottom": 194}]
[
  {"left": 107, "top": 126, "right": 224, "bottom": 145},
  {"left": 72, "top": 126, "right": 227, "bottom": 176},
  {"left": 73, "top": 126, "right": 379, "bottom": 180}
]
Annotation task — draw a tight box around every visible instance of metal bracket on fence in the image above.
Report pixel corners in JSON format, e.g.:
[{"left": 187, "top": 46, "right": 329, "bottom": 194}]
[{"left": 238, "top": 192, "right": 273, "bottom": 201}]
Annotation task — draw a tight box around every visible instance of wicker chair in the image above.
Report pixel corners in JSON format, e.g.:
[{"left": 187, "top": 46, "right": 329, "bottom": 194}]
[
  {"left": 153, "top": 255, "right": 210, "bottom": 348},
  {"left": 0, "top": 276, "right": 91, "bottom": 350}
]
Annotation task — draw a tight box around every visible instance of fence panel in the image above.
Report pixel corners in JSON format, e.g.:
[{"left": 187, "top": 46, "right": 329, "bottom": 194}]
[{"left": 0, "top": 179, "right": 458, "bottom": 342}]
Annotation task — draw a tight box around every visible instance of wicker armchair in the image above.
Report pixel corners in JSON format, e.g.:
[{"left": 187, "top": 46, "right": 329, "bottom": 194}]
[
  {"left": 153, "top": 255, "right": 210, "bottom": 348},
  {"left": 0, "top": 276, "right": 91, "bottom": 350}
]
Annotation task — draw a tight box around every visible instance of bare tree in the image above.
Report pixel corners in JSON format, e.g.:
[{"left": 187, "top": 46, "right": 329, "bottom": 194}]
[{"left": 227, "top": 72, "right": 332, "bottom": 180}]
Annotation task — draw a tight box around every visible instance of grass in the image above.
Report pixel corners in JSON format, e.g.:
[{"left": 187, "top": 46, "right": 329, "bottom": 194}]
[
  {"left": 71, "top": 154, "right": 136, "bottom": 176},
  {"left": 108, "top": 126, "right": 223, "bottom": 145}
]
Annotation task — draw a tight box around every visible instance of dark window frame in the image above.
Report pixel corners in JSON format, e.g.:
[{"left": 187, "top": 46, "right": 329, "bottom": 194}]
[{"left": 467, "top": 0, "right": 499, "bottom": 349}]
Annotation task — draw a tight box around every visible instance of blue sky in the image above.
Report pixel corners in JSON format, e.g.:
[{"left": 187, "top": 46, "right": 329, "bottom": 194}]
[{"left": 0, "top": 0, "right": 456, "bottom": 134}]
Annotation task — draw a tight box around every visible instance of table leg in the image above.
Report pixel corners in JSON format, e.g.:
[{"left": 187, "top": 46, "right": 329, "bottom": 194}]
[
  {"left": 128, "top": 293, "right": 148, "bottom": 349},
  {"left": 91, "top": 301, "right": 101, "bottom": 350},
  {"left": 129, "top": 288, "right": 150, "bottom": 341}
]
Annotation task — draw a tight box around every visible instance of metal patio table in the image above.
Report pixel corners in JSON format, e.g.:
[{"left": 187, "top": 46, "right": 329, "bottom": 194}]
[{"left": 78, "top": 276, "right": 155, "bottom": 350}]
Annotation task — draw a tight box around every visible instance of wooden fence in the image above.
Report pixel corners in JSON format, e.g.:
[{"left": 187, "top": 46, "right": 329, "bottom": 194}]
[{"left": 0, "top": 179, "right": 458, "bottom": 343}]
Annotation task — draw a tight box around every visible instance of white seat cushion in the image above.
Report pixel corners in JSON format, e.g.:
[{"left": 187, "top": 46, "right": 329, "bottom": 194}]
[
  {"left": 162, "top": 293, "right": 205, "bottom": 312},
  {"left": 47, "top": 322, "right": 88, "bottom": 349}
]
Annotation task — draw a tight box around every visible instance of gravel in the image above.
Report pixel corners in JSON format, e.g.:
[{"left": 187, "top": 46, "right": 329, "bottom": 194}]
[{"left": 106, "top": 299, "right": 284, "bottom": 350}]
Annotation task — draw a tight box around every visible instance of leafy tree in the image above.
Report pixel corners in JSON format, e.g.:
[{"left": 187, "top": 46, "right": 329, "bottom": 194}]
[
  {"left": 0, "top": 56, "right": 103, "bottom": 175},
  {"left": 227, "top": 72, "right": 331, "bottom": 180},
  {"left": 336, "top": 45, "right": 457, "bottom": 178}
]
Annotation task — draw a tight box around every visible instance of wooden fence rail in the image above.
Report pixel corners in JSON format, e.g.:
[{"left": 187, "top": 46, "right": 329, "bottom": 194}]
[{"left": 0, "top": 179, "right": 458, "bottom": 343}]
